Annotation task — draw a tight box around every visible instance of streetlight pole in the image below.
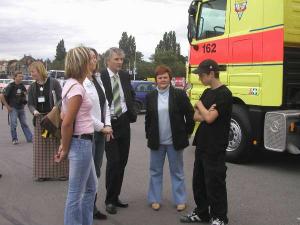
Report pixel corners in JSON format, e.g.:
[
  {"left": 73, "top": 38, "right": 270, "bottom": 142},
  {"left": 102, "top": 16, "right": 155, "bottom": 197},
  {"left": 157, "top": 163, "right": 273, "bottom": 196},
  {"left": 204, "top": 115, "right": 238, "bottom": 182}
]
[{"left": 133, "top": 51, "right": 136, "bottom": 80}]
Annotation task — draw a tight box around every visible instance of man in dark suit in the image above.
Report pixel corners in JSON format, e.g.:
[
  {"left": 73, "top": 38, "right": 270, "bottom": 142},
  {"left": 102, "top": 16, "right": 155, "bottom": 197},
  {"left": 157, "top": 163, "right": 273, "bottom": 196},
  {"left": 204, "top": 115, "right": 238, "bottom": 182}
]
[{"left": 101, "top": 47, "right": 137, "bottom": 214}]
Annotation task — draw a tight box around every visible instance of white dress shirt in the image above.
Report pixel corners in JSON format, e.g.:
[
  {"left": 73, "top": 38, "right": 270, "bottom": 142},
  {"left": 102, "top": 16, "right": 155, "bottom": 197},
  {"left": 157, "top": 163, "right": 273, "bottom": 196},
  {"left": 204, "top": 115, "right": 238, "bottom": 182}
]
[{"left": 83, "top": 73, "right": 111, "bottom": 132}]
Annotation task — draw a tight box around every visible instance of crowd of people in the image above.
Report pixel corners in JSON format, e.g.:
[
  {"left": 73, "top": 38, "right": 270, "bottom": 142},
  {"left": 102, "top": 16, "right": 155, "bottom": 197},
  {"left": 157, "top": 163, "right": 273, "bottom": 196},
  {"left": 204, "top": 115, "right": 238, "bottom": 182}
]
[{"left": 0, "top": 45, "right": 232, "bottom": 225}]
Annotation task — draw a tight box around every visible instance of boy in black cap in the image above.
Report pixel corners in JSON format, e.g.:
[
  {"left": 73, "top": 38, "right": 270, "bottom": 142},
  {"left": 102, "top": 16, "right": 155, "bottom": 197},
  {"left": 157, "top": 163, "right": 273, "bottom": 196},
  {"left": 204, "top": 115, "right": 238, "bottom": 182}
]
[{"left": 180, "top": 59, "right": 232, "bottom": 225}]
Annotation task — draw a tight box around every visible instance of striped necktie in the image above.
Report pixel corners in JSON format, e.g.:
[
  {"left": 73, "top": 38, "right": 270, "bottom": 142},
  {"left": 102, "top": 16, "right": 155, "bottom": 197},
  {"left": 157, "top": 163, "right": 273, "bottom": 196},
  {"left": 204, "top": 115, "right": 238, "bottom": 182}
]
[{"left": 112, "top": 75, "right": 122, "bottom": 117}]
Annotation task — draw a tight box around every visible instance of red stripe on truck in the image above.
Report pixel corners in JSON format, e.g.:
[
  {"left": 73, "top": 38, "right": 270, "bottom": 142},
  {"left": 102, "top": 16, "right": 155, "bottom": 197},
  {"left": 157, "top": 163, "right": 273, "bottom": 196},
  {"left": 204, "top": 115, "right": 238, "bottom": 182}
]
[{"left": 189, "top": 28, "right": 284, "bottom": 65}]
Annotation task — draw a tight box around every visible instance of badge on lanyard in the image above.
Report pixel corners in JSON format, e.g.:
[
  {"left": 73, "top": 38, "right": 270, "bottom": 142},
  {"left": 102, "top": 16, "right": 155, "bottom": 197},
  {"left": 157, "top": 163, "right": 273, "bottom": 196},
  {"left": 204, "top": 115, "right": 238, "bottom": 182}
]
[{"left": 38, "top": 96, "right": 45, "bottom": 103}]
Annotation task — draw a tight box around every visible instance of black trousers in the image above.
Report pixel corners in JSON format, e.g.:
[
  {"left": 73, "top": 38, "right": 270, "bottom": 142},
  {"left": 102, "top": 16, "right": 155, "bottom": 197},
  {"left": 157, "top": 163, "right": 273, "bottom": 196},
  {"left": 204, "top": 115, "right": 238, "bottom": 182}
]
[
  {"left": 93, "top": 132, "right": 105, "bottom": 178},
  {"left": 193, "top": 149, "right": 228, "bottom": 223},
  {"left": 105, "top": 113, "right": 131, "bottom": 204}
]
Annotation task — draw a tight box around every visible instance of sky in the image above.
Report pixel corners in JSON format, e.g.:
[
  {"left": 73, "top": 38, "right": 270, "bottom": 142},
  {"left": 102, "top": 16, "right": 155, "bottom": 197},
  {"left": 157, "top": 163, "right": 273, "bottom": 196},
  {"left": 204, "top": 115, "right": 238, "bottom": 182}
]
[{"left": 0, "top": 0, "right": 191, "bottom": 61}]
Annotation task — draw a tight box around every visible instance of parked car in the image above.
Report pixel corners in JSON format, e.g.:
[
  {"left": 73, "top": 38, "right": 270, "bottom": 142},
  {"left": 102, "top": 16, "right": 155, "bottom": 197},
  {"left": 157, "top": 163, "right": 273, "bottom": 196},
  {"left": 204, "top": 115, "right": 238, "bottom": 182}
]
[
  {"left": 0, "top": 79, "right": 34, "bottom": 94},
  {"left": 131, "top": 80, "right": 156, "bottom": 114},
  {"left": 0, "top": 79, "right": 13, "bottom": 93},
  {"left": 48, "top": 70, "right": 65, "bottom": 79},
  {"left": 22, "top": 80, "right": 35, "bottom": 91},
  {"left": 48, "top": 70, "right": 66, "bottom": 87}
]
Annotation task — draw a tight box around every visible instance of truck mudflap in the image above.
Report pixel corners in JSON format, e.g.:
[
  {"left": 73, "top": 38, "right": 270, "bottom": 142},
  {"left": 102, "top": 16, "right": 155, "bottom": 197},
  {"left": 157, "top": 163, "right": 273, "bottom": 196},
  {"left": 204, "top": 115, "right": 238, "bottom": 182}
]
[{"left": 264, "top": 110, "right": 300, "bottom": 154}]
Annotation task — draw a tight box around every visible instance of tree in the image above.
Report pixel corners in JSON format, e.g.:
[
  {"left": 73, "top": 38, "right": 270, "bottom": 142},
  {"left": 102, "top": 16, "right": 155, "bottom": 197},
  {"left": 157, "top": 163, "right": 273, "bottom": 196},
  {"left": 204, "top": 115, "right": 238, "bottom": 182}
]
[
  {"left": 152, "top": 31, "right": 186, "bottom": 77},
  {"left": 136, "top": 61, "right": 155, "bottom": 80},
  {"left": 55, "top": 39, "right": 66, "bottom": 61},
  {"left": 119, "top": 32, "right": 136, "bottom": 73},
  {"left": 52, "top": 39, "right": 66, "bottom": 70},
  {"left": 155, "top": 31, "right": 181, "bottom": 56}
]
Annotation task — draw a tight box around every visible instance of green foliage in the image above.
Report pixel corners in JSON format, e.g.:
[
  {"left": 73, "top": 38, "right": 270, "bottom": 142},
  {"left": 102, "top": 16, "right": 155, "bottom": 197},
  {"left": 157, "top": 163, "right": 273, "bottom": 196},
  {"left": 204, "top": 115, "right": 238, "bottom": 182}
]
[
  {"left": 136, "top": 61, "right": 155, "bottom": 80},
  {"left": 155, "top": 31, "right": 181, "bottom": 56},
  {"left": 51, "top": 39, "right": 66, "bottom": 70},
  {"left": 152, "top": 31, "right": 186, "bottom": 77},
  {"left": 55, "top": 39, "right": 66, "bottom": 61},
  {"left": 119, "top": 32, "right": 136, "bottom": 72}
]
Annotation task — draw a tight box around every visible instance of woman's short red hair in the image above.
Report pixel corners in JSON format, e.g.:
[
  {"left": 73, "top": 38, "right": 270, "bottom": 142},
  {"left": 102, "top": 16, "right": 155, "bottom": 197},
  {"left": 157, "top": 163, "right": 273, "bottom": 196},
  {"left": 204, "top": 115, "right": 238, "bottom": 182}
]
[{"left": 154, "top": 65, "right": 172, "bottom": 79}]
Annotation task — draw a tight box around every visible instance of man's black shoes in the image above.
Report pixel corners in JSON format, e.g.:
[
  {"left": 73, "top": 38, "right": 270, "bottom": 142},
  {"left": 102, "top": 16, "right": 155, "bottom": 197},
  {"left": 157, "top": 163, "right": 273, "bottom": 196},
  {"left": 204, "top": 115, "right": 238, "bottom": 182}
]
[
  {"left": 116, "top": 199, "right": 129, "bottom": 208},
  {"left": 105, "top": 199, "right": 128, "bottom": 214},
  {"left": 93, "top": 210, "right": 107, "bottom": 220},
  {"left": 106, "top": 203, "right": 117, "bottom": 214}
]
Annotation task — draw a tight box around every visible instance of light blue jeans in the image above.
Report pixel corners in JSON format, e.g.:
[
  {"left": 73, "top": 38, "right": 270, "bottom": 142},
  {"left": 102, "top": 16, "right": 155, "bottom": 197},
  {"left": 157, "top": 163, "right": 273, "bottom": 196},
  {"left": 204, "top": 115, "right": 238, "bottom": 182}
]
[
  {"left": 148, "top": 144, "right": 187, "bottom": 205},
  {"left": 9, "top": 108, "right": 32, "bottom": 142},
  {"left": 64, "top": 138, "right": 97, "bottom": 225}
]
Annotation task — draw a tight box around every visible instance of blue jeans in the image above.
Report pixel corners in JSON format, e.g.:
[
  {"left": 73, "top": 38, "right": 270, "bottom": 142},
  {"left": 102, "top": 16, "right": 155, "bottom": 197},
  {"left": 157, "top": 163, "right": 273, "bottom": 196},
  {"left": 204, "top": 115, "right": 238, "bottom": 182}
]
[
  {"left": 9, "top": 108, "right": 32, "bottom": 142},
  {"left": 64, "top": 138, "right": 97, "bottom": 225},
  {"left": 148, "top": 144, "right": 187, "bottom": 205}
]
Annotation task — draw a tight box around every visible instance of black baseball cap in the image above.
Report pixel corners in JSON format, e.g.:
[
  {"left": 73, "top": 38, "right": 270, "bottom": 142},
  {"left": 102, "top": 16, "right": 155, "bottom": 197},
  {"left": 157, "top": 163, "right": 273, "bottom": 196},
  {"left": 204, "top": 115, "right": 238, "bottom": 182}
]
[{"left": 192, "top": 59, "right": 219, "bottom": 75}]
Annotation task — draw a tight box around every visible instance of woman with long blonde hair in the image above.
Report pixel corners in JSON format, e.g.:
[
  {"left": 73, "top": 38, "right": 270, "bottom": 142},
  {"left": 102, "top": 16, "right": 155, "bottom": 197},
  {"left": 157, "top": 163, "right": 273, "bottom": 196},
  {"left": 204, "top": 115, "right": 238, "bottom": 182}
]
[{"left": 55, "top": 46, "right": 97, "bottom": 225}]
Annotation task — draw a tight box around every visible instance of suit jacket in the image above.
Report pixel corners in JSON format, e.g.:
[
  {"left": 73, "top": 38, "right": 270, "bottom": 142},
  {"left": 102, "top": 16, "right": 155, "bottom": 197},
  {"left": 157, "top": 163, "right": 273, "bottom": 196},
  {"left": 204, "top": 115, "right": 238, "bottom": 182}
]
[
  {"left": 100, "top": 69, "right": 137, "bottom": 123},
  {"left": 145, "top": 86, "right": 195, "bottom": 150}
]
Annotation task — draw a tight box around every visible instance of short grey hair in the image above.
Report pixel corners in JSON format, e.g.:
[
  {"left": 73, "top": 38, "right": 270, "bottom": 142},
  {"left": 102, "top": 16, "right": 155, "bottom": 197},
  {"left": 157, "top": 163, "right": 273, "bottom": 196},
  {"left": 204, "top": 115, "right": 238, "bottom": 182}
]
[{"left": 104, "top": 47, "right": 125, "bottom": 66}]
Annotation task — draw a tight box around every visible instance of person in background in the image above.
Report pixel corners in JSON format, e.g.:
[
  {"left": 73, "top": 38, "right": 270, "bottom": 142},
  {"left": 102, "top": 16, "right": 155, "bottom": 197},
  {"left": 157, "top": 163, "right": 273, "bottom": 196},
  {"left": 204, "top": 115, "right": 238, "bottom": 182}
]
[
  {"left": 101, "top": 47, "right": 137, "bottom": 215},
  {"left": 0, "top": 71, "right": 32, "bottom": 145},
  {"left": 55, "top": 46, "right": 97, "bottom": 225},
  {"left": 83, "top": 48, "right": 113, "bottom": 220},
  {"left": 28, "top": 61, "right": 68, "bottom": 181},
  {"left": 145, "top": 65, "right": 195, "bottom": 211},
  {"left": 180, "top": 59, "right": 232, "bottom": 225}
]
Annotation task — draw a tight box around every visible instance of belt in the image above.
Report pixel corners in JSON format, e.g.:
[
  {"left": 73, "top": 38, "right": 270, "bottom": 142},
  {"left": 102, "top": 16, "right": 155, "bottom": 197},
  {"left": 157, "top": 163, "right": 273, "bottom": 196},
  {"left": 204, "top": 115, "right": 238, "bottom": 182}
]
[
  {"left": 72, "top": 133, "right": 94, "bottom": 141},
  {"left": 111, "top": 112, "right": 126, "bottom": 121},
  {"left": 111, "top": 114, "right": 121, "bottom": 121}
]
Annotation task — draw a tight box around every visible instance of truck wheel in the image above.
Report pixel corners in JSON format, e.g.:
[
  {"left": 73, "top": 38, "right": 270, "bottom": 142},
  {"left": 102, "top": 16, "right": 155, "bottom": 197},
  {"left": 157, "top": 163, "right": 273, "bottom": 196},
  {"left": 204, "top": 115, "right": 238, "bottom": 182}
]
[{"left": 226, "top": 105, "right": 252, "bottom": 163}]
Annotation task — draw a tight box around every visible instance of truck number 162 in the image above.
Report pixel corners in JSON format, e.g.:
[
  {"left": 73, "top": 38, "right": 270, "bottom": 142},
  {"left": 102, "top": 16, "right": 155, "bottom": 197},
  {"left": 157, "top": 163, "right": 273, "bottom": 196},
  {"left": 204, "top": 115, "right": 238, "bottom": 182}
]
[{"left": 202, "top": 43, "right": 217, "bottom": 53}]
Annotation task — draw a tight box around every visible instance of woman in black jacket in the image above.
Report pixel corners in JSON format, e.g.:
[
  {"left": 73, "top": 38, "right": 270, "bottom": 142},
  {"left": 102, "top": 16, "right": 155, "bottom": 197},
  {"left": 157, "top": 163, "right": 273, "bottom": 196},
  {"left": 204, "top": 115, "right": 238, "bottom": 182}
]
[
  {"left": 145, "top": 65, "right": 195, "bottom": 211},
  {"left": 28, "top": 61, "right": 68, "bottom": 181}
]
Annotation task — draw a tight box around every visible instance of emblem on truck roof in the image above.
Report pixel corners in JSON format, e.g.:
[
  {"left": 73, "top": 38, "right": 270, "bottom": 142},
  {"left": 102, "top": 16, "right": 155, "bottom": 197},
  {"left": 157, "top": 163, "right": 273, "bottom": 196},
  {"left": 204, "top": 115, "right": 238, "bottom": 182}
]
[{"left": 234, "top": 0, "right": 248, "bottom": 20}]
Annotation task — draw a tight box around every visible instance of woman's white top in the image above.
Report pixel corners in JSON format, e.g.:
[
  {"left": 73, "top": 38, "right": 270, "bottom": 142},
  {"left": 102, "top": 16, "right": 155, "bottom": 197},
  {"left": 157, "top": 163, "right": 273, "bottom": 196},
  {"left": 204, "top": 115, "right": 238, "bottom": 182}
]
[{"left": 83, "top": 73, "right": 111, "bottom": 132}]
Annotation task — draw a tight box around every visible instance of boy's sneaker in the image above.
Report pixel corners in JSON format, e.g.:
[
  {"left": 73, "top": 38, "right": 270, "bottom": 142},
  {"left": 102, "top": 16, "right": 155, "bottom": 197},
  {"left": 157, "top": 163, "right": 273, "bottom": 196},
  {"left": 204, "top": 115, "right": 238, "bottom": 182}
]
[
  {"left": 211, "top": 218, "right": 226, "bottom": 225},
  {"left": 12, "top": 140, "right": 18, "bottom": 145},
  {"left": 180, "top": 210, "right": 210, "bottom": 223}
]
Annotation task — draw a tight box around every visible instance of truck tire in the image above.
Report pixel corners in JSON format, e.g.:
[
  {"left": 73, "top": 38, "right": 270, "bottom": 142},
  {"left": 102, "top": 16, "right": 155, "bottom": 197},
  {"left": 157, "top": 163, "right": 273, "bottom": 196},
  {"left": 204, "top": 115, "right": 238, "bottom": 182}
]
[{"left": 226, "top": 104, "right": 252, "bottom": 163}]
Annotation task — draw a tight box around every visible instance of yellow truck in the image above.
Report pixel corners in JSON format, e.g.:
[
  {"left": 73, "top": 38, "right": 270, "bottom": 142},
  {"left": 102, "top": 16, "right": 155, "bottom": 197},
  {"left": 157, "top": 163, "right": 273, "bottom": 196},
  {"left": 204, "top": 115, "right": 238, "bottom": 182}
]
[{"left": 187, "top": 0, "right": 300, "bottom": 162}]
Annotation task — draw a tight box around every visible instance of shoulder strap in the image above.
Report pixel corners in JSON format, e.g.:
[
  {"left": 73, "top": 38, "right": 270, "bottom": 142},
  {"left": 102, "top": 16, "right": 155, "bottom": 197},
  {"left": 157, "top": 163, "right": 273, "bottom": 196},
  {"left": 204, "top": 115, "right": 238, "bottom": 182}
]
[
  {"left": 56, "top": 83, "right": 77, "bottom": 107},
  {"left": 62, "top": 83, "right": 77, "bottom": 100}
]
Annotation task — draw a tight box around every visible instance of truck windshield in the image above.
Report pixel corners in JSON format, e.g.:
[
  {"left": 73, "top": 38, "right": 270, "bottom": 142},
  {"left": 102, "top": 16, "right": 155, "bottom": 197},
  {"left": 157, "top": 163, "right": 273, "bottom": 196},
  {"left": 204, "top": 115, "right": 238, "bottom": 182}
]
[{"left": 197, "top": 0, "right": 226, "bottom": 40}]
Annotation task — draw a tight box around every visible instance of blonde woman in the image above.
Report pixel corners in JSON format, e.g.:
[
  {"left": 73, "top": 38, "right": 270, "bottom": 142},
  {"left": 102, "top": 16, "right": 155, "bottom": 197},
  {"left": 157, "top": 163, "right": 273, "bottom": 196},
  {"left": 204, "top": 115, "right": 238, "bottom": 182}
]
[
  {"left": 55, "top": 46, "right": 97, "bottom": 225},
  {"left": 28, "top": 61, "right": 68, "bottom": 181}
]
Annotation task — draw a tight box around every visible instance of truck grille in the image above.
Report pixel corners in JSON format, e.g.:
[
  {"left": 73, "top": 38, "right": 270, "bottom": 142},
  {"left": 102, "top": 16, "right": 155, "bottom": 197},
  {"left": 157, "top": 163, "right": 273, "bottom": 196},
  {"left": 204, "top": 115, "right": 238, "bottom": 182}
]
[
  {"left": 264, "top": 110, "right": 300, "bottom": 151},
  {"left": 264, "top": 112, "right": 286, "bottom": 151}
]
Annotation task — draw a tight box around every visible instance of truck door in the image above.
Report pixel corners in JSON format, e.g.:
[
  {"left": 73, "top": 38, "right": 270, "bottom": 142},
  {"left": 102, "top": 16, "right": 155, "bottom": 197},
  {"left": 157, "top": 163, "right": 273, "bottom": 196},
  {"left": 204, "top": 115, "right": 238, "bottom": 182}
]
[
  {"left": 188, "top": 0, "right": 230, "bottom": 104},
  {"left": 227, "top": 0, "right": 264, "bottom": 106},
  {"left": 189, "top": 0, "right": 230, "bottom": 84}
]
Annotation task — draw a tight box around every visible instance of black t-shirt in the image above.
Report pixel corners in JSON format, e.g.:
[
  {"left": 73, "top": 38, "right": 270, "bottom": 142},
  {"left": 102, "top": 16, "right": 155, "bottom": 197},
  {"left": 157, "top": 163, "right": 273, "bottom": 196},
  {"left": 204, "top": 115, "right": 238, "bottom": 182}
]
[
  {"left": 4, "top": 82, "right": 27, "bottom": 109},
  {"left": 193, "top": 85, "right": 232, "bottom": 153}
]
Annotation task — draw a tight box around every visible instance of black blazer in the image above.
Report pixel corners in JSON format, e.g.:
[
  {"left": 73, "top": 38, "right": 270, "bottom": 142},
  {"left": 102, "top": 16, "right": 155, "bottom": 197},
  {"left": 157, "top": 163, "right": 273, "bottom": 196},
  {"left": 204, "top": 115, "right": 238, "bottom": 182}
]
[
  {"left": 100, "top": 69, "right": 137, "bottom": 123},
  {"left": 145, "top": 86, "right": 195, "bottom": 150}
]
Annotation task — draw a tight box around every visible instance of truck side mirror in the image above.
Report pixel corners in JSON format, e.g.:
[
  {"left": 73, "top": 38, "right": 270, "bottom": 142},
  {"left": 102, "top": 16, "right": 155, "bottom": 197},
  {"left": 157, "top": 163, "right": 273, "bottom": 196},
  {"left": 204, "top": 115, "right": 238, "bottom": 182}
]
[{"left": 187, "top": 1, "right": 199, "bottom": 44}]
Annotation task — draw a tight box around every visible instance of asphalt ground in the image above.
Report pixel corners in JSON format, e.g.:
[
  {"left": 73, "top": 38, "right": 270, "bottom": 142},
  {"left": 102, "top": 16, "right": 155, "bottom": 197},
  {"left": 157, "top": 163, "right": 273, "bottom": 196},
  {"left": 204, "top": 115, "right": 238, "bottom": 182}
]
[{"left": 0, "top": 108, "right": 300, "bottom": 225}]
